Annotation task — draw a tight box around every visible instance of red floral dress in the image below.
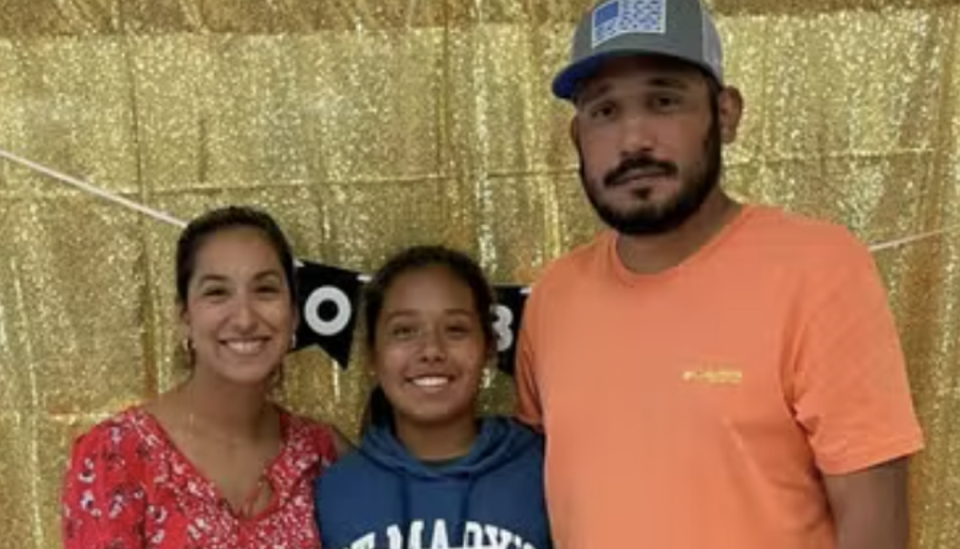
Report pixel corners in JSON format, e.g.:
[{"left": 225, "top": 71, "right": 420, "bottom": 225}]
[{"left": 61, "top": 407, "right": 338, "bottom": 549}]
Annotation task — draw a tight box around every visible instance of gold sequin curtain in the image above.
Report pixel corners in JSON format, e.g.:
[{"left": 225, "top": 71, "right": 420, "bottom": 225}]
[{"left": 0, "top": 0, "right": 957, "bottom": 547}]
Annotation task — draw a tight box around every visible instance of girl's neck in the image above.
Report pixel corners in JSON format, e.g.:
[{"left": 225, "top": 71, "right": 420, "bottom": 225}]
[{"left": 394, "top": 413, "right": 478, "bottom": 461}]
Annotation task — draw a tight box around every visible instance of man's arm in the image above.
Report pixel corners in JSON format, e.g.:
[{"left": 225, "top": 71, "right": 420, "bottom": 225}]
[
  {"left": 824, "top": 457, "right": 911, "bottom": 549},
  {"left": 789, "top": 234, "right": 922, "bottom": 548}
]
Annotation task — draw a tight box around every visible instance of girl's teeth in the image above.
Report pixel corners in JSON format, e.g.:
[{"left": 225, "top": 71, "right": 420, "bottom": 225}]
[{"left": 412, "top": 376, "right": 449, "bottom": 387}]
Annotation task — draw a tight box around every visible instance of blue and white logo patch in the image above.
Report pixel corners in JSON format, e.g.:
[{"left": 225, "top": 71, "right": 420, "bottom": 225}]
[{"left": 591, "top": 0, "right": 667, "bottom": 47}]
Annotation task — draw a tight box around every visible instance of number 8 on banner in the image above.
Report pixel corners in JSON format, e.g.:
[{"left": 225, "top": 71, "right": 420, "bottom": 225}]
[
  {"left": 492, "top": 304, "right": 515, "bottom": 353},
  {"left": 492, "top": 286, "right": 529, "bottom": 375}
]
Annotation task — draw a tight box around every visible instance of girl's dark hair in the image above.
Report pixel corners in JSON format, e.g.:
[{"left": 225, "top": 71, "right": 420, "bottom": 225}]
[
  {"left": 363, "top": 386, "right": 395, "bottom": 432},
  {"left": 175, "top": 205, "right": 298, "bottom": 306},
  {"left": 361, "top": 245, "right": 496, "bottom": 429}
]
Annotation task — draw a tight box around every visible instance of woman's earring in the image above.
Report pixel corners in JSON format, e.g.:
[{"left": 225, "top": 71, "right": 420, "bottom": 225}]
[{"left": 481, "top": 368, "right": 495, "bottom": 389}]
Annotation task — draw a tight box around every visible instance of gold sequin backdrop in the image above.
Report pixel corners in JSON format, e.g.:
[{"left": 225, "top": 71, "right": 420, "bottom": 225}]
[{"left": 0, "top": 0, "right": 957, "bottom": 547}]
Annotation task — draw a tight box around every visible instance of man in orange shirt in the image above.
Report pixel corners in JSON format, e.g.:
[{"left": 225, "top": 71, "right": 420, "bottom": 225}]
[{"left": 515, "top": 1, "right": 924, "bottom": 548}]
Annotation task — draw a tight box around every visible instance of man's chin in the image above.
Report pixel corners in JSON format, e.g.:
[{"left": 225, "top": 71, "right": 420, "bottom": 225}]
[
  {"left": 594, "top": 198, "right": 699, "bottom": 235},
  {"left": 597, "top": 202, "right": 666, "bottom": 223}
]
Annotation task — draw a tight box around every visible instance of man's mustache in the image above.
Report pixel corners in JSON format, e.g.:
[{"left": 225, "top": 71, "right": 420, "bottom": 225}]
[{"left": 604, "top": 156, "right": 678, "bottom": 188}]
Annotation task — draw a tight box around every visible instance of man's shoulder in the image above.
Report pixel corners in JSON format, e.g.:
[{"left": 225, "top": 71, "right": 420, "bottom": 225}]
[
  {"left": 531, "top": 231, "right": 610, "bottom": 292},
  {"left": 741, "top": 205, "right": 871, "bottom": 263}
]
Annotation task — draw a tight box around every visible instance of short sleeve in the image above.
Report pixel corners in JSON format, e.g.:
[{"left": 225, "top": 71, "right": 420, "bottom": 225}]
[
  {"left": 515, "top": 285, "right": 544, "bottom": 430},
  {"left": 792, "top": 235, "right": 924, "bottom": 475},
  {"left": 61, "top": 419, "right": 147, "bottom": 549}
]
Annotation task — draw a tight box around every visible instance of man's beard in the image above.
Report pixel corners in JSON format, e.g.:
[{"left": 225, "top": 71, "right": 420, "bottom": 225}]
[{"left": 578, "top": 115, "right": 723, "bottom": 236}]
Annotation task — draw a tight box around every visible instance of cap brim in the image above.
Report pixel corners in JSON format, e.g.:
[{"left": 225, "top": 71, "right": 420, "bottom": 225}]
[
  {"left": 552, "top": 52, "right": 630, "bottom": 101},
  {"left": 552, "top": 49, "right": 721, "bottom": 102}
]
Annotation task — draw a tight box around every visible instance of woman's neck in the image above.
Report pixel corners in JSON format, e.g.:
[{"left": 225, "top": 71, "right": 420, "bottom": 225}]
[{"left": 172, "top": 369, "right": 276, "bottom": 442}]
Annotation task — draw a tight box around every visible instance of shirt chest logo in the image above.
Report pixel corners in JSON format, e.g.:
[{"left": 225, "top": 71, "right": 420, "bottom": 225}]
[{"left": 681, "top": 365, "right": 743, "bottom": 386}]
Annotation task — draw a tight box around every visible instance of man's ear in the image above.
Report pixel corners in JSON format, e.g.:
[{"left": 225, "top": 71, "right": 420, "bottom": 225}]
[
  {"left": 717, "top": 85, "right": 744, "bottom": 145},
  {"left": 570, "top": 115, "right": 580, "bottom": 148}
]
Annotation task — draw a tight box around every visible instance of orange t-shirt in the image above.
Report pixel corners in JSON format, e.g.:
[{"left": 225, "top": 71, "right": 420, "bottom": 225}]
[{"left": 516, "top": 205, "right": 923, "bottom": 549}]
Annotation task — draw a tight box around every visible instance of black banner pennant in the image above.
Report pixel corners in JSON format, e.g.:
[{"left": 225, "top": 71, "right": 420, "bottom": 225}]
[
  {"left": 294, "top": 260, "right": 365, "bottom": 368},
  {"left": 492, "top": 285, "right": 530, "bottom": 376}
]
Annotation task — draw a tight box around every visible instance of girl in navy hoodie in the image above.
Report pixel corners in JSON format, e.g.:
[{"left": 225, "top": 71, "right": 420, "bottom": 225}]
[{"left": 315, "top": 246, "right": 551, "bottom": 549}]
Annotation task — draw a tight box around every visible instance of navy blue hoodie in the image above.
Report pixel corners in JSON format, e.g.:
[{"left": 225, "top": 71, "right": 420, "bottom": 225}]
[{"left": 315, "top": 416, "right": 551, "bottom": 549}]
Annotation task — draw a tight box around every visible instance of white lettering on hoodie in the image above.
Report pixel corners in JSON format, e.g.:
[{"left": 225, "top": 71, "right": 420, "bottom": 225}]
[{"left": 342, "top": 519, "right": 539, "bottom": 549}]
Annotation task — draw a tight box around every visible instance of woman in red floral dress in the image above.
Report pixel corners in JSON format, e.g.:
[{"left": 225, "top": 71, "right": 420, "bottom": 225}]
[{"left": 61, "top": 206, "right": 350, "bottom": 549}]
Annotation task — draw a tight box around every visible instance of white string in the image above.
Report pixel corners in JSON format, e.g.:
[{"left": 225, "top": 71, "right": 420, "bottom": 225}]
[
  {"left": 0, "top": 149, "right": 372, "bottom": 281},
  {"left": 2, "top": 146, "right": 956, "bottom": 257},
  {"left": 868, "top": 225, "right": 958, "bottom": 252},
  {"left": 0, "top": 147, "right": 187, "bottom": 228}
]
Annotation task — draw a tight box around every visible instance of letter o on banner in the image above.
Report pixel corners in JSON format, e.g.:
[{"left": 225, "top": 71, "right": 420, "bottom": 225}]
[{"left": 304, "top": 286, "right": 352, "bottom": 337}]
